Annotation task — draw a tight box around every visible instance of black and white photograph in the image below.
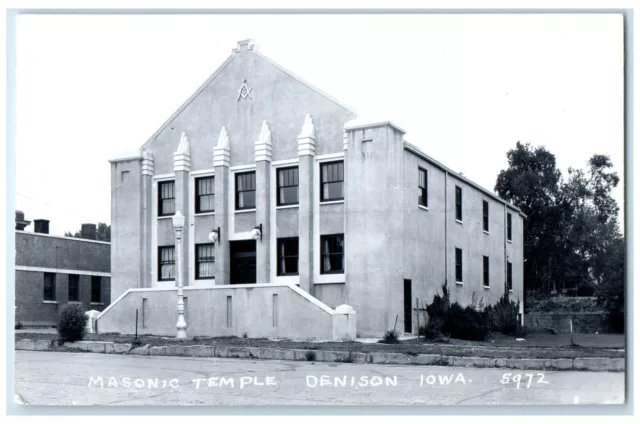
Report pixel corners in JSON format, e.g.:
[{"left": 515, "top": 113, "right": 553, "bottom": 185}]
[{"left": 7, "top": 7, "right": 629, "bottom": 412}]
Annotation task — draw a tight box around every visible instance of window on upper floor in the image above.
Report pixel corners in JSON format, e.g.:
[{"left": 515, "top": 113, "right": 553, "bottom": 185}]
[
  {"left": 158, "top": 181, "right": 175, "bottom": 217},
  {"left": 455, "top": 186, "right": 463, "bottom": 221},
  {"left": 455, "top": 248, "right": 463, "bottom": 282},
  {"left": 483, "top": 256, "right": 490, "bottom": 287},
  {"left": 418, "top": 168, "right": 428, "bottom": 207},
  {"left": 196, "top": 176, "right": 215, "bottom": 213},
  {"left": 196, "top": 243, "right": 215, "bottom": 279},
  {"left": 321, "top": 234, "right": 344, "bottom": 274},
  {"left": 277, "top": 237, "right": 299, "bottom": 276},
  {"left": 483, "top": 200, "right": 489, "bottom": 232},
  {"left": 507, "top": 261, "right": 513, "bottom": 291},
  {"left": 320, "top": 161, "right": 344, "bottom": 202},
  {"left": 277, "top": 167, "right": 299, "bottom": 206},
  {"left": 68, "top": 274, "right": 79, "bottom": 302},
  {"left": 236, "top": 171, "right": 256, "bottom": 210},
  {"left": 158, "top": 246, "right": 176, "bottom": 281},
  {"left": 43, "top": 273, "right": 56, "bottom": 301},
  {"left": 91, "top": 276, "right": 102, "bottom": 303},
  {"left": 507, "top": 213, "right": 513, "bottom": 242}
]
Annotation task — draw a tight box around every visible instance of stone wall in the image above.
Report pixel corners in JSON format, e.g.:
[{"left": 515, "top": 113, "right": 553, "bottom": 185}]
[{"left": 524, "top": 312, "right": 612, "bottom": 334}]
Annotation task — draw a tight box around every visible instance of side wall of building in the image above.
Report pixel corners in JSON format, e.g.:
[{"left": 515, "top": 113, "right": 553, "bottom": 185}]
[
  {"left": 110, "top": 158, "right": 143, "bottom": 298},
  {"left": 14, "top": 232, "right": 111, "bottom": 326}
]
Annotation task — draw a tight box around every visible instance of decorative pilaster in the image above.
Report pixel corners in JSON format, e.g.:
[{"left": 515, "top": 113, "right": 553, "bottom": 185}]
[
  {"left": 298, "top": 114, "right": 316, "bottom": 294},
  {"left": 173, "top": 132, "right": 190, "bottom": 287},
  {"left": 214, "top": 126, "right": 231, "bottom": 285},
  {"left": 141, "top": 149, "right": 154, "bottom": 288},
  {"left": 255, "top": 121, "right": 272, "bottom": 284}
]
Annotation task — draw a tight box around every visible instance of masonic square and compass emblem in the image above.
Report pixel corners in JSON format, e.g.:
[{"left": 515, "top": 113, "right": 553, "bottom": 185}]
[{"left": 237, "top": 79, "right": 253, "bottom": 101}]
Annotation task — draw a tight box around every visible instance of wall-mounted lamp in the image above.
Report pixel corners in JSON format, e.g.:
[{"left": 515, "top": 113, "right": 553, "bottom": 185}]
[
  {"left": 251, "top": 224, "right": 262, "bottom": 241},
  {"left": 208, "top": 227, "right": 221, "bottom": 244}
]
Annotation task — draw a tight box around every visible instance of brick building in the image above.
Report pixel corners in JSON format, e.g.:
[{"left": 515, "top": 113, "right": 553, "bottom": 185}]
[
  {"left": 102, "top": 39, "right": 524, "bottom": 338},
  {"left": 14, "top": 212, "right": 111, "bottom": 327}
]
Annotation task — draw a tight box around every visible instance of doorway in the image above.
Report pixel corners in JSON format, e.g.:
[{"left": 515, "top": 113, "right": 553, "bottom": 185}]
[
  {"left": 230, "top": 240, "right": 256, "bottom": 284},
  {"left": 404, "top": 279, "right": 412, "bottom": 333}
]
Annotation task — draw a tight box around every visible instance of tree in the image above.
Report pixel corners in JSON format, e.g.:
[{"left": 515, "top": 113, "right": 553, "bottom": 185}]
[
  {"left": 64, "top": 223, "right": 111, "bottom": 242},
  {"left": 495, "top": 142, "right": 623, "bottom": 305}
]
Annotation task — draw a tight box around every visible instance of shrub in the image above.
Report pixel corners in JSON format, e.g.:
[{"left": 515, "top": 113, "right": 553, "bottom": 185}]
[
  {"left": 15, "top": 322, "right": 23, "bottom": 330},
  {"left": 441, "top": 303, "right": 489, "bottom": 341},
  {"left": 485, "top": 293, "right": 520, "bottom": 335},
  {"left": 426, "top": 281, "right": 451, "bottom": 332},
  {"left": 305, "top": 351, "right": 316, "bottom": 361},
  {"left": 577, "top": 285, "right": 595, "bottom": 297},
  {"left": 380, "top": 330, "right": 400, "bottom": 344},
  {"left": 57, "top": 303, "right": 88, "bottom": 343}
]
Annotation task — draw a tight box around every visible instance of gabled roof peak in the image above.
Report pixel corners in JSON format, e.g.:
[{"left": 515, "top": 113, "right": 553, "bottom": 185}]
[{"left": 232, "top": 39, "right": 257, "bottom": 54}]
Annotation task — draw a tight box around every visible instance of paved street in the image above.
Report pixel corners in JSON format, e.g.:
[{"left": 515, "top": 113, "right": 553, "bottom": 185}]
[{"left": 14, "top": 351, "right": 624, "bottom": 406}]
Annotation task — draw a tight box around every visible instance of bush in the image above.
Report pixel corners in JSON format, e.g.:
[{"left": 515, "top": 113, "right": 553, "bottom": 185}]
[
  {"left": 426, "top": 281, "right": 451, "bottom": 332},
  {"left": 57, "top": 303, "right": 88, "bottom": 343},
  {"left": 442, "top": 303, "right": 489, "bottom": 341},
  {"left": 485, "top": 293, "right": 520, "bottom": 335},
  {"left": 380, "top": 330, "right": 400, "bottom": 344},
  {"left": 577, "top": 285, "right": 595, "bottom": 297},
  {"left": 15, "top": 322, "right": 23, "bottom": 330}
]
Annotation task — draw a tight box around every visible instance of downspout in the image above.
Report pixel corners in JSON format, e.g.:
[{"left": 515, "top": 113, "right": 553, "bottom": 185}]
[
  {"left": 504, "top": 204, "right": 508, "bottom": 296},
  {"left": 444, "top": 171, "right": 448, "bottom": 285}
]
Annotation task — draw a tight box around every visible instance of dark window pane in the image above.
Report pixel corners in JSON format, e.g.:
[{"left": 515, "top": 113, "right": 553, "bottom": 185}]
[
  {"left": 320, "top": 162, "right": 344, "bottom": 202},
  {"left": 159, "top": 246, "right": 176, "bottom": 281},
  {"left": 507, "top": 213, "right": 513, "bottom": 241},
  {"left": 236, "top": 172, "right": 256, "bottom": 210},
  {"left": 418, "top": 168, "right": 428, "bottom": 207},
  {"left": 277, "top": 238, "right": 299, "bottom": 276},
  {"left": 320, "top": 234, "right": 344, "bottom": 274},
  {"left": 455, "top": 248, "right": 463, "bottom": 282},
  {"left": 483, "top": 256, "right": 490, "bottom": 287},
  {"left": 455, "top": 186, "right": 463, "bottom": 221},
  {"left": 91, "top": 276, "right": 101, "bottom": 303},
  {"left": 483, "top": 201, "right": 489, "bottom": 231},
  {"left": 196, "top": 177, "right": 215, "bottom": 213},
  {"left": 196, "top": 243, "right": 215, "bottom": 279},
  {"left": 43, "top": 273, "right": 56, "bottom": 301},
  {"left": 68, "top": 275, "right": 79, "bottom": 302},
  {"left": 277, "top": 167, "right": 299, "bottom": 206},
  {"left": 159, "top": 181, "right": 176, "bottom": 216}
]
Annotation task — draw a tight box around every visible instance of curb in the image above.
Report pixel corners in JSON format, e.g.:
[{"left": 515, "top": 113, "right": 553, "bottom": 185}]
[{"left": 15, "top": 339, "right": 625, "bottom": 372}]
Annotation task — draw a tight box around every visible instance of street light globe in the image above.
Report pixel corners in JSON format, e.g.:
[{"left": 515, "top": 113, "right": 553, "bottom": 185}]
[
  {"left": 251, "top": 227, "right": 261, "bottom": 240},
  {"left": 209, "top": 230, "right": 219, "bottom": 243},
  {"left": 172, "top": 210, "right": 185, "bottom": 229}
]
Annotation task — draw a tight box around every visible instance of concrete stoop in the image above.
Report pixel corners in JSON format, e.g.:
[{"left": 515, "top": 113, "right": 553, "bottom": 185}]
[{"left": 14, "top": 339, "right": 625, "bottom": 372}]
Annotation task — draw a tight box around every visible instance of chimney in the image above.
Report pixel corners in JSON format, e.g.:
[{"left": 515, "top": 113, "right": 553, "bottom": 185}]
[
  {"left": 15, "top": 210, "right": 31, "bottom": 231},
  {"left": 33, "top": 219, "right": 50, "bottom": 234},
  {"left": 80, "top": 223, "right": 97, "bottom": 240}
]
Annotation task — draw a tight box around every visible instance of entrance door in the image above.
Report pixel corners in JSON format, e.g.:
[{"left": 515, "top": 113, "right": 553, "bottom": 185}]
[
  {"left": 404, "top": 279, "right": 412, "bottom": 333},
  {"left": 230, "top": 240, "right": 257, "bottom": 284}
]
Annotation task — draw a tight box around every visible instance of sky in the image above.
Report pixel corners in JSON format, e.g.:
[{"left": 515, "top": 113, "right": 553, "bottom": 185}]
[{"left": 13, "top": 13, "right": 624, "bottom": 236}]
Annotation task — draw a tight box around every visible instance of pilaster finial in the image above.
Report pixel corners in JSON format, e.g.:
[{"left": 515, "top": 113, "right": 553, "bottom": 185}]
[
  {"left": 141, "top": 149, "right": 154, "bottom": 176},
  {"left": 255, "top": 120, "right": 272, "bottom": 162},
  {"left": 298, "top": 113, "right": 316, "bottom": 157},
  {"left": 213, "top": 126, "right": 231, "bottom": 167},
  {"left": 173, "top": 132, "right": 191, "bottom": 172},
  {"left": 298, "top": 113, "right": 315, "bottom": 140},
  {"left": 176, "top": 132, "right": 190, "bottom": 155}
]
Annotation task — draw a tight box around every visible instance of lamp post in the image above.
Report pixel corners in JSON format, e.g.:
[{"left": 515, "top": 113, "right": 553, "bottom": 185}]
[{"left": 172, "top": 209, "right": 188, "bottom": 339}]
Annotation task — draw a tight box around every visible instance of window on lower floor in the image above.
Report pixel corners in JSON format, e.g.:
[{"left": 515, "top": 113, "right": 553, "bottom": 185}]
[
  {"left": 236, "top": 171, "right": 256, "bottom": 210},
  {"left": 43, "top": 272, "right": 56, "bottom": 301},
  {"left": 91, "top": 276, "right": 102, "bottom": 303},
  {"left": 320, "top": 161, "right": 344, "bottom": 202},
  {"left": 196, "top": 243, "right": 215, "bottom": 279},
  {"left": 158, "top": 180, "right": 175, "bottom": 216},
  {"left": 455, "top": 248, "right": 463, "bottom": 282},
  {"left": 158, "top": 246, "right": 176, "bottom": 281},
  {"left": 68, "top": 274, "right": 79, "bottom": 302},
  {"left": 507, "top": 261, "right": 513, "bottom": 291},
  {"left": 195, "top": 176, "right": 215, "bottom": 213},
  {"left": 277, "top": 167, "right": 299, "bottom": 206},
  {"left": 483, "top": 256, "right": 490, "bottom": 287},
  {"left": 321, "top": 234, "right": 344, "bottom": 274},
  {"left": 277, "top": 237, "right": 299, "bottom": 276}
]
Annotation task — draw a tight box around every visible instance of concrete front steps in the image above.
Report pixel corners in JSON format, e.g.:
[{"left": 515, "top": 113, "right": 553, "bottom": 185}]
[{"left": 15, "top": 339, "right": 625, "bottom": 372}]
